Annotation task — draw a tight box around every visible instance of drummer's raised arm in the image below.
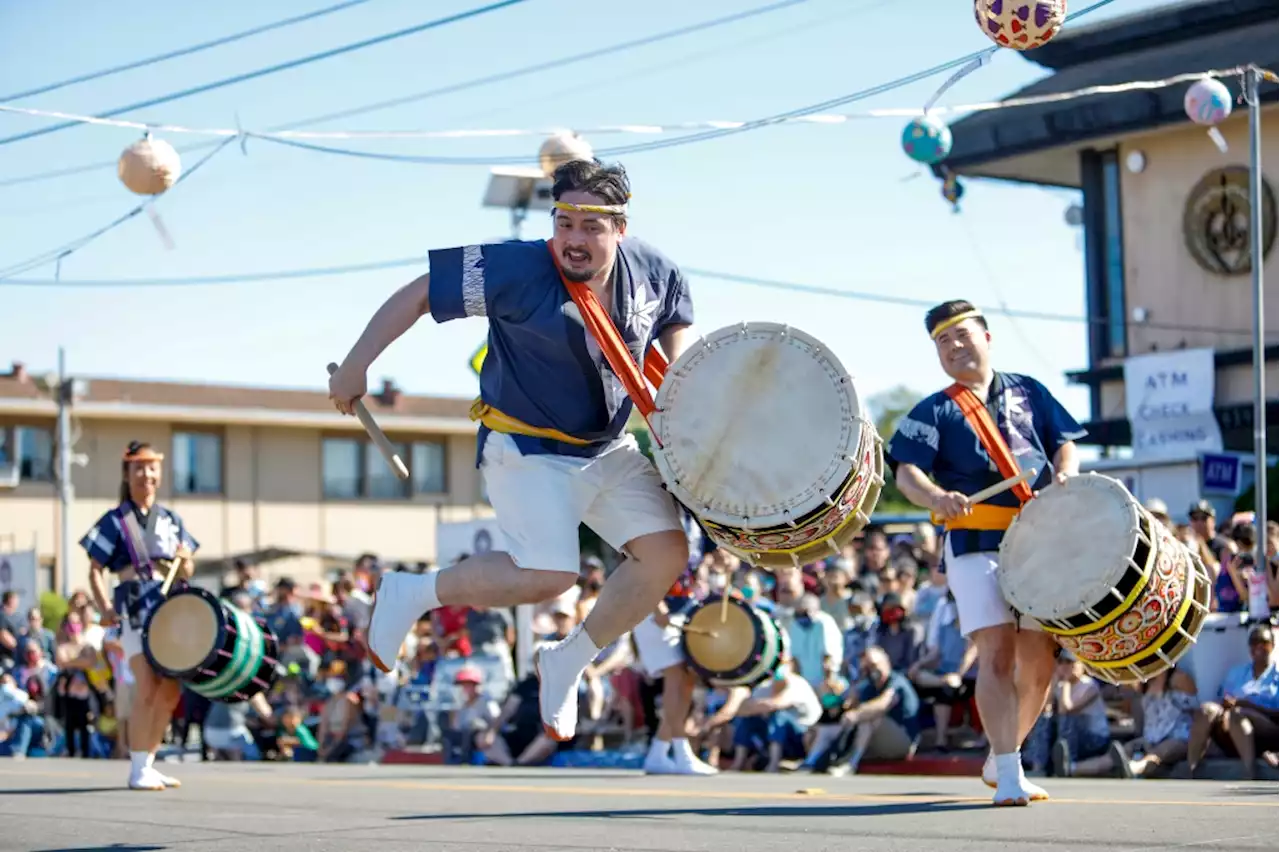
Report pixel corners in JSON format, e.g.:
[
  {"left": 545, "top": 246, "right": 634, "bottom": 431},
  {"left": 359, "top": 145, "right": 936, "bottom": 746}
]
[{"left": 1053, "top": 441, "right": 1080, "bottom": 478}]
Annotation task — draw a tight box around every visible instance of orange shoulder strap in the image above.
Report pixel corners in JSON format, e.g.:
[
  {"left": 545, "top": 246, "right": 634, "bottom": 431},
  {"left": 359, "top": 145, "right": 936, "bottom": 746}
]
[
  {"left": 546, "top": 243, "right": 669, "bottom": 425},
  {"left": 944, "top": 383, "right": 1035, "bottom": 505}
]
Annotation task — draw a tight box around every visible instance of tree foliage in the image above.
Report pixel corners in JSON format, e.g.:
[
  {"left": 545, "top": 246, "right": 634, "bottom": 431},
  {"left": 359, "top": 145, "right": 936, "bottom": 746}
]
[{"left": 865, "top": 385, "right": 925, "bottom": 514}]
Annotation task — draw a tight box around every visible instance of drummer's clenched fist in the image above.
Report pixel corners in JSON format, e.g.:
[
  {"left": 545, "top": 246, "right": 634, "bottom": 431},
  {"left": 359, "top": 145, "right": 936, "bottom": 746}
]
[{"left": 931, "top": 491, "right": 971, "bottom": 520}]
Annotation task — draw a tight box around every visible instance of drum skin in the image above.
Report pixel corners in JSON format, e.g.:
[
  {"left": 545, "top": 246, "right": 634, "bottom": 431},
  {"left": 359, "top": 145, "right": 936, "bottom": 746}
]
[
  {"left": 680, "top": 595, "right": 787, "bottom": 689},
  {"left": 652, "top": 322, "right": 884, "bottom": 567},
  {"left": 143, "top": 586, "right": 280, "bottom": 702},
  {"left": 998, "top": 473, "right": 1211, "bottom": 685}
]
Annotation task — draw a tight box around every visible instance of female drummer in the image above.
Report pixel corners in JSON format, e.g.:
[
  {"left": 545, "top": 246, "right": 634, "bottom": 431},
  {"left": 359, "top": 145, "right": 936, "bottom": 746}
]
[{"left": 82, "top": 441, "right": 198, "bottom": 791}]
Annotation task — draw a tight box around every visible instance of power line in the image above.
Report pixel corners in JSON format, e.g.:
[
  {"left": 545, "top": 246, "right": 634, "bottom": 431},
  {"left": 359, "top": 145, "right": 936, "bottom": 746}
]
[
  {"left": 0, "top": 0, "right": 376, "bottom": 103},
  {"left": 0, "top": 0, "right": 533, "bottom": 147},
  {"left": 0, "top": 254, "right": 1261, "bottom": 339},
  {"left": 0, "top": 0, "right": 829, "bottom": 188}
]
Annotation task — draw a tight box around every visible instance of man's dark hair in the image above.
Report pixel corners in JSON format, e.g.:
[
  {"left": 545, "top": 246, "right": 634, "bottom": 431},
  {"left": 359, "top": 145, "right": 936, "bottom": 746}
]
[
  {"left": 551, "top": 158, "right": 630, "bottom": 228},
  {"left": 924, "top": 299, "right": 989, "bottom": 336}
]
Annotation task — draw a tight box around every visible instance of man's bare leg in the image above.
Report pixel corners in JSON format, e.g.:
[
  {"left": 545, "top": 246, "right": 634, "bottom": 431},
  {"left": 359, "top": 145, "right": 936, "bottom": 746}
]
[
  {"left": 537, "top": 530, "right": 688, "bottom": 741},
  {"left": 987, "top": 630, "right": 1057, "bottom": 800},
  {"left": 969, "top": 625, "right": 1027, "bottom": 805},
  {"left": 367, "top": 551, "right": 577, "bottom": 672}
]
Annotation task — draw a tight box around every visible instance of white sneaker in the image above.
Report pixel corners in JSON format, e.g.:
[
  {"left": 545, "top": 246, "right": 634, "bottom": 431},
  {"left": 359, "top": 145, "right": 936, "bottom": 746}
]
[
  {"left": 129, "top": 766, "right": 166, "bottom": 791},
  {"left": 367, "top": 572, "right": 432, "bottom": 673},
  {"left": 533, "top": 641, "right": 585, "bottom": 742}
]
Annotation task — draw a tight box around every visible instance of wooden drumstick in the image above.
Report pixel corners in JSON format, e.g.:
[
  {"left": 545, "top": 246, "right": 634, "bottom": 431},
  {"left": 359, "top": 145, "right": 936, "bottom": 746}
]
[
  {"left": 680, "top": 624, "right": 720, "bottom": 639},
  {"left": 327, "top": 362, "right": 410, "bottom": 481},
  {"left": 158, "top": 550, "right": 187, "bottom": 597},
  {"left": 720, "top": 587, "right": 732, "bottom": 623},
  {"left": 967, "top": 467, "right": 1038, "bottom": 505}
]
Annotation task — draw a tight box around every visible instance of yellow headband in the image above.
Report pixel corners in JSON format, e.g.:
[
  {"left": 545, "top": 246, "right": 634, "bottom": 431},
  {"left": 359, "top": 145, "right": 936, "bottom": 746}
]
[
  {"left": 930, "top": 309, "right": 984, "bottom": 340},
  {"left": 552, "top": 193, "right": 632, "bottom": 216}
]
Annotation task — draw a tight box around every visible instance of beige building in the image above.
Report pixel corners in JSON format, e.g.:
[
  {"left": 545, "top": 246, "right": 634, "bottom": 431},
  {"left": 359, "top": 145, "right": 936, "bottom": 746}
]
[
  {"left": 0, "top": 361, "right": 492, "bottom": 594},
  {"left": 936, "top": 0, "right": 1278, "bottom": 516}
]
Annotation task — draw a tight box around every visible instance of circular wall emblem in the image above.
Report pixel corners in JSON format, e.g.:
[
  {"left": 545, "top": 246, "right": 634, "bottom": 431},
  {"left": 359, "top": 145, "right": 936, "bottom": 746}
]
[{"left": 1182, "top": 166, "right": 1277, "bottom": 276}]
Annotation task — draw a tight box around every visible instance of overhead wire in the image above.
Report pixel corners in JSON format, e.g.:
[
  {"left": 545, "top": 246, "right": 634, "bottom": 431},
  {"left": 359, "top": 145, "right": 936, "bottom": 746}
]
[
  {"left": 0, "top": 0, "right": 831, "bottom": 188},
  {"left": 0, "top": 254, "right": 1262, "bottom": 340},
  {"left": 0, "top": 0, "right": 377, "bottom": 103},
  {"left": 0, "top": 0, "right": 533, "bottom": 147}
]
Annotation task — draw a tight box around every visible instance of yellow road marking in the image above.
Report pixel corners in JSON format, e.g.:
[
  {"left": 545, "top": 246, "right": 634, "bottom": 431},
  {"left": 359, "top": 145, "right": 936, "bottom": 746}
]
[{"left": 1, "top": 769, "right": 1274, "bottom": 809}]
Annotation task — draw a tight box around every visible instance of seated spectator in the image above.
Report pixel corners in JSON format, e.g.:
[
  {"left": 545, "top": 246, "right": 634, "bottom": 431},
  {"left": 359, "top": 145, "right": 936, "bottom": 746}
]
[
  {"left": 0, "top": 671, "right": 46, "bottom": 757},
  {"left": 19, "top": 607, "right": 55, "bottom": 662},
  {"left": 277, "top": 707, "right": 320, "bottom": 762},
  {"left": 466, "top": 605, "right": 516, "bottom": 690},
  {"left": 722, "top": 657, "right": 822, "bottom": 773},
  {"left": 1187, "top": 624, "right": 1279, "bottom": 779},
  {"left": 442, "top": 667, "right": 499, "bottom": 765},
  {"left": 810, "top": 645, "right": 920, "bottom": 775},
  {"left": 476, "top": 673, "right": 564, "bottom": 767},
  {"left": 1025, "top": 656, "right": 1113, "bottom": 776},
  {"left": 907, "top": 593, "right": 976, "bottom": 750},
  {"left": 204, "top": 692, "right": 274, "bottom": 761},
  {"left": 803, "top": 655, "right": 850, "bottom": 768},
  {"left": 1073, "top": 667, "right": 1198, "bottom": 779},
  {"left": 786, "top": 594, "right": 843, "bottom": 687},
  {"left": 819, "top": 565, "right": 854, "bottom": 633},
  {"left": 874, "top": 594, "right": 919, "bottom": 673},
  {"left": 842, "top": 592, "right": 878, "bottom": 681},
  {"left": 316, "top": 669, "right": 366, "bottom": 764}
]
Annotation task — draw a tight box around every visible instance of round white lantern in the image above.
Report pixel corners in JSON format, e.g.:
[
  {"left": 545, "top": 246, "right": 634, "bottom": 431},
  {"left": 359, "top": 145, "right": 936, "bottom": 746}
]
[
  {"left": 118, "top": 136, "right": 182, "bottom": 196},
  {"left": 974, "top": 0, "right": 1066, "bottom": 50},
  {"left": 1184, "top": 77, "right": 1233, "bottom": 126},
  {"left": 538, "top": 132, "right": 594, "bottom": 178}
]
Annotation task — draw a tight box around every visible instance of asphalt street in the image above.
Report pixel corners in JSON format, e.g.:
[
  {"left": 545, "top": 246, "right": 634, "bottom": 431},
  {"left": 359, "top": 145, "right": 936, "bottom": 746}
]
[{"left": 1, "top": 761, "right": 1276, "bottom": 852}]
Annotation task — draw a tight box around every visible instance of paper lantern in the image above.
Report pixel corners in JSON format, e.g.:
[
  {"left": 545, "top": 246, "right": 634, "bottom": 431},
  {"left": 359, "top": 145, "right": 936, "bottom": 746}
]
[
  {"left": 1184, "top": 77, "right": 1233, "bottom": 126},
  {"left": 538, "top": 132, "right": 594, "bottom": 177},
  {"left": 975, "top": 0, "right": 1066, "bottom": 50},
  {"left": 118, "top": 135, "right": 181, "bottom": 196},
  {"left": 902, "top": 116, "right": 952, "bottom": 165}
]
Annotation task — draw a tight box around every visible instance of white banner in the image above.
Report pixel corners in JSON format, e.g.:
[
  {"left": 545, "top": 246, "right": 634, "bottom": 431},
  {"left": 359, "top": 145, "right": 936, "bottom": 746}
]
[
  {"left": 0, "top": 549, "right": 40, "bottom": 614},
  {"left": 1124, "top": 348, "right": 1223, "bottom": 460}
]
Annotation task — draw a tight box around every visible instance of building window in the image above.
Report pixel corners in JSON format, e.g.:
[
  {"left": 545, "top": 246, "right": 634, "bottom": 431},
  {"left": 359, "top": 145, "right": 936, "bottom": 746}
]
[
  {"left": 1100, "top": 150, "right": 1127, "bottom": 358},
  {"left": 172, "top": 432, "right": 223, "bottom": 495},
  {"left": 322, "top": 436, "right": 448, "bottom": 499},
  {"left": 4, "top": 426, "right": 55, "bottom": 482},
  {"left": 412, "top": 440, "right": 446, "bottom": 494}
]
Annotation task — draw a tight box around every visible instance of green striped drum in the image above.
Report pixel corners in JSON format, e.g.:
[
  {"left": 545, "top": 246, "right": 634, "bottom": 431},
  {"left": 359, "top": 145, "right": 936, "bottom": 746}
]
[{"left": 143, "top": 587, "right": 280, "bottom": 702}]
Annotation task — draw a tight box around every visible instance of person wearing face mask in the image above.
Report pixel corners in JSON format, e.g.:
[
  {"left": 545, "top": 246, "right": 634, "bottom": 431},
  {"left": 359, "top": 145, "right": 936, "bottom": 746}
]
[
  {"left": 80, "top": 441, "right": 198, "bottom": 791},
  {"left": 810, "top": 646, "right": 920, "bottom": 775},
  {"left": 887, "top": 300, "right": 1085, "bottom": 806},
  {"left": 787, "top": 594, "right": 844, "bottom": 689},
  {"left": 330, "top": 158, "right": 697, "bottom": 744}
]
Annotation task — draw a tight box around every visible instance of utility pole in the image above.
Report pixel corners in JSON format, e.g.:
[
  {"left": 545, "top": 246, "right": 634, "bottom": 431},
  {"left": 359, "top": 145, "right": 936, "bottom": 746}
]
[{"left": 56, "top": 347, "right": 73, "bottom": 599}]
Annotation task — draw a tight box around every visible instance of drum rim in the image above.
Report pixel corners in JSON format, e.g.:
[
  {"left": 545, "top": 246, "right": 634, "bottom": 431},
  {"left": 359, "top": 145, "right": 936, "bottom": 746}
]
[
  {"left": 651, "top": 322, "right": 865, "bottom": 526},
  {"left": 998, "top": 473, "right": 1150, "bottom": 620},
  {"left": 701, "top": 420, "right": 885, "bottom": 566},
  {"left": 142, "top": 585, "right": 226, "bottom": 681}
]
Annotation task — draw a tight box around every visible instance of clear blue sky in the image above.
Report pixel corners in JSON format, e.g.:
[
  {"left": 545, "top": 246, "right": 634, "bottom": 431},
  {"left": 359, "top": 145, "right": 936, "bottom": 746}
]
[{"left": 0, "top": 0, "right": 1165, "bottom": 425}]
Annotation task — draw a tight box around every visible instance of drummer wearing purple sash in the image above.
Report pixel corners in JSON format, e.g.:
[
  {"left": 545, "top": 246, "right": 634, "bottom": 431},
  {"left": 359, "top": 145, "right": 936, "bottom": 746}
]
[
  {"left": 82, "top": 441, "right": 198, "bottom": 791},
  {"left": 328, "top": 158, "right": 697, "bottom": 745},
  {"left": 886, "top": 300, "right": 1086, "bottom": 807}
]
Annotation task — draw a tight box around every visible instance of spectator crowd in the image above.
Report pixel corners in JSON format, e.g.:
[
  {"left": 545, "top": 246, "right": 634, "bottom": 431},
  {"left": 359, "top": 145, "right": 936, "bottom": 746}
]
[{"left": 1, "top": 502, "right": 1276, "bottom": 783}]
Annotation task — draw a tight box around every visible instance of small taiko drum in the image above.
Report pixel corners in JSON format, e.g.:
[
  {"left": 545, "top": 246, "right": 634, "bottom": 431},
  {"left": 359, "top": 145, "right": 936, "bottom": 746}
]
[
  {"left": 143, "top": 587, "right": 281, "bottom": 702},
  {"left": 650, "top": 322, "right": 884, "bottom": 569},
  {"left": 997, "top": 473, "right": 1211, "bottom": 685},
  {"left": 680, "top": 595, "right": 788, "bottom": 689}
]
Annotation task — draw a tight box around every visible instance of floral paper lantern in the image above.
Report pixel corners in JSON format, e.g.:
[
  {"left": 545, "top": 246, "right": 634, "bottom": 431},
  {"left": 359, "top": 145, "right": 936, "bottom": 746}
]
[
  {"left": 1184, "top": 77, "right": 1233, "bottom": 126},
  {"left": 902, "top": 115, "right": 953, "bottom": 165},
  {"left": 975, "top": 0, "right": 1066, "bottom": 50},
  {"left": 537, "top": 132, "right": 594, "bottom": 178},
  {"left": 118, "top": 135, "right": 181, "bottom": 196}
]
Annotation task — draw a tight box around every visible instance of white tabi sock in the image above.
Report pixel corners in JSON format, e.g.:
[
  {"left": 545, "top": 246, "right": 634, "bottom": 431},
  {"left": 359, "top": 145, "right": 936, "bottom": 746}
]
[
  {"left": 130, "top": 751, "right": 148, "bottom": 774},
  {"left": 649, "top": 738, "right": 671, "bottom": 759},
  {"left": 556, "top": 625, "right": 602, "bottom": 672},
  {"left": 995, "top": 751, "right": 1022, "bottom": 783},
  {"left": 144, "top": 752, "right": 155, "bottom": 769},
  {"left": 406, "top": 570, "right": 441, "bottom": 613}
]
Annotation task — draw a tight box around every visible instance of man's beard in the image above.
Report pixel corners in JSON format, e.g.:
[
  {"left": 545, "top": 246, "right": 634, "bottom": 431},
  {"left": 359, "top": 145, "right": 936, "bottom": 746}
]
[{"left": 560, "top": 265, "right": 597, "bottom": 283}]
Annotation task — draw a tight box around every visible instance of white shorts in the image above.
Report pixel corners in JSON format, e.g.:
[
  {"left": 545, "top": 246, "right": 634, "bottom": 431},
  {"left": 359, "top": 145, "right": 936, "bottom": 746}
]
[
  {"left": 943, "top": 534, "right": 1040, "bottom": 637},
  {"left": 481, "top": 432, "right": 683, "bottom": 574},
  {"left": 632, "top": 612, "right": 686, "bottom": 678}
]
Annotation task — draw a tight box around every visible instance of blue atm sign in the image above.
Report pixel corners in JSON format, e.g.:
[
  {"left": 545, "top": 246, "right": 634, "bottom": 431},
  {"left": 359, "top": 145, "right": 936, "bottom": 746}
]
[{"left": 1200, "top": 453, "right": 1241, "bottom": 494}]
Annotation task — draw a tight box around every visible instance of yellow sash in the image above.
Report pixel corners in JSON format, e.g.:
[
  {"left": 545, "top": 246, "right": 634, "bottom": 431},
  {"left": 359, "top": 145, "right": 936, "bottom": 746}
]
[{"left": 469, "top": 399, "right": 592, "bottom": 447}]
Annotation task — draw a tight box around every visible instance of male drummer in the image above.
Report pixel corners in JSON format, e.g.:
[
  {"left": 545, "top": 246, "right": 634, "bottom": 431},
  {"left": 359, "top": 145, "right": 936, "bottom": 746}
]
[
  {"left": 82, "top": 442, "right": 198, "bottom": 791},
  {"left": 328, "top": 158, "right": 695, "bottom": 742},
  {"left": 886, "top": 300, "right": 1085, "bottom": 806}
]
